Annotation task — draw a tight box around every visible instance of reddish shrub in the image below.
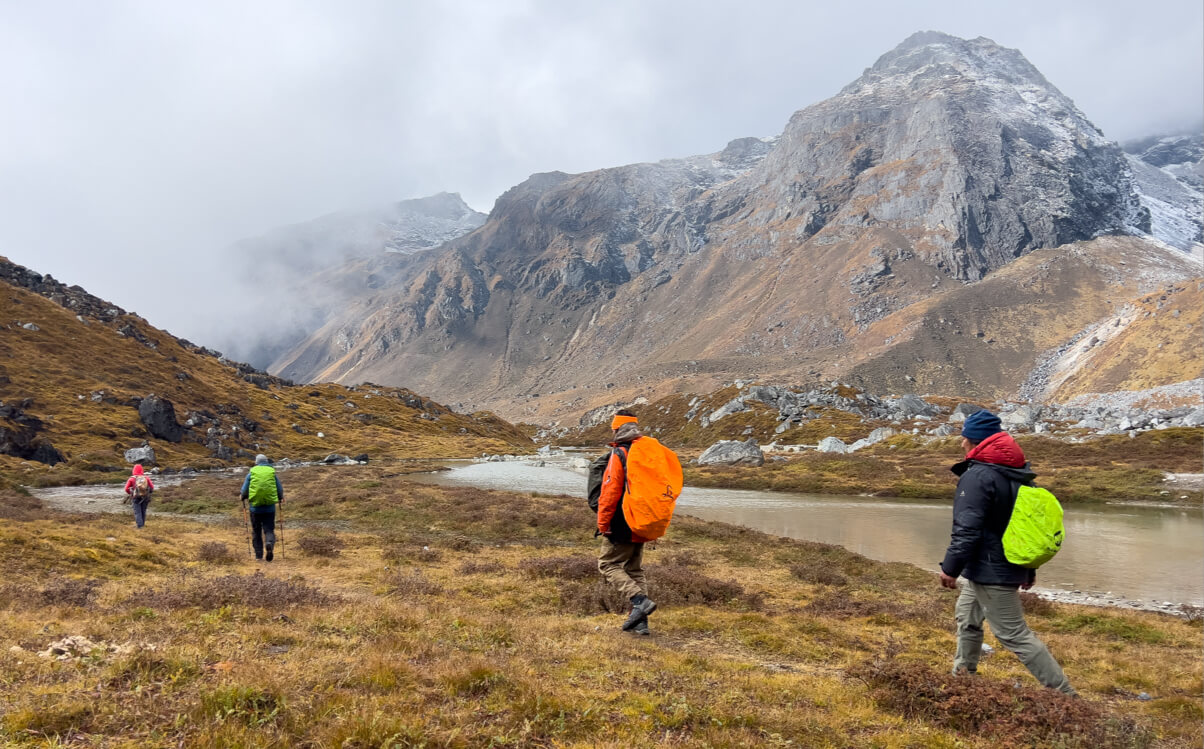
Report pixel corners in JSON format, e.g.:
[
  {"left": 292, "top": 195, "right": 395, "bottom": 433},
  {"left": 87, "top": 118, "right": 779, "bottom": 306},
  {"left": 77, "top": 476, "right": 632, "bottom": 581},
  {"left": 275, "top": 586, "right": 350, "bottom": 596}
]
[
  {"left": 850, "top": 656, "right": 1150, "bottom": 748},
  {"left": 129, "top": 572, "right": 336, "bottom": 609}
]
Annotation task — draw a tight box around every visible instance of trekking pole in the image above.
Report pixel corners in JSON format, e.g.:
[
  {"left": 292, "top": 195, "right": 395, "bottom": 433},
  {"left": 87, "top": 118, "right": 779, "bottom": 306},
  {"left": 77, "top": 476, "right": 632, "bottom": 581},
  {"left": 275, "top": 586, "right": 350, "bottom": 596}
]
[
  {"left": 276, "top": 504, "right": 284, "bottom": 552},
  {"left": 241, "top": 499, "right": 254, "bottom": 558}
]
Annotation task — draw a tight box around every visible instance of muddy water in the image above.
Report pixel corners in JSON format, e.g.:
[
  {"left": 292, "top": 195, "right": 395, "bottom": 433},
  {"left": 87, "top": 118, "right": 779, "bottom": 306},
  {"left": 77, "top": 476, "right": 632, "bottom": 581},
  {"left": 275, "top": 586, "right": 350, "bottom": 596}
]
[{"left": 412, "top": 460, "right": 1204, "bottom": 607}]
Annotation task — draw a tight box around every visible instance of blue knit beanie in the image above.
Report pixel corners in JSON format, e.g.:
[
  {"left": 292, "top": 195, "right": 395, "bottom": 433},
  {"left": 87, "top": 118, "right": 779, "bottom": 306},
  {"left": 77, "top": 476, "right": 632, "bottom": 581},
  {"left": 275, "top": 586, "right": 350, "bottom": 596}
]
[{"left": 961, "top": 410, "right": 1002, "bottom": 442}]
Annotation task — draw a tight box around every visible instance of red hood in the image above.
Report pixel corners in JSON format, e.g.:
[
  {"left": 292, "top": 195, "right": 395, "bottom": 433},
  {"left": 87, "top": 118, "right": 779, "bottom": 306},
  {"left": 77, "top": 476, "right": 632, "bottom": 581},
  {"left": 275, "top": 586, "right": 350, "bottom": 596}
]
[
  {"left": 966, "top": 432, "right": 1026, "bottom": 468},
  {"left": 131, "top": 465, "right": 145, "bottom": 476}
]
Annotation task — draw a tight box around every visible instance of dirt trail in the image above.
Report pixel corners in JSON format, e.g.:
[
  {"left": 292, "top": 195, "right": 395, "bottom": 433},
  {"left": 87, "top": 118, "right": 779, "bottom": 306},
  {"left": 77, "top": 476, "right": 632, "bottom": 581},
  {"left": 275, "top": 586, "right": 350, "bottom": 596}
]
[{"left": 30, "top": 477, "right": 229, "bottom": 524}]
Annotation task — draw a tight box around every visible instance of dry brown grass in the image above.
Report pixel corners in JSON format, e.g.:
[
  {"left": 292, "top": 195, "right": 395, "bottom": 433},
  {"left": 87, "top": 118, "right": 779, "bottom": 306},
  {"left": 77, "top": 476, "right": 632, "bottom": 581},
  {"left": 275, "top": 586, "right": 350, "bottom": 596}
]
[{"left": 0, "top": 470, "right": 1198, "bottom": 748}]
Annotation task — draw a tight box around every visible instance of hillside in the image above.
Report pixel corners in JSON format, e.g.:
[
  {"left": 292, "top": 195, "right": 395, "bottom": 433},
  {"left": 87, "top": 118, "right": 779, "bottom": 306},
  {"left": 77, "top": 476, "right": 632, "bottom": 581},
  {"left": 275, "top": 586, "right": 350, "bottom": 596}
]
[
  {"left": 0, "top": 256, "right": 530, "bottom": 485},
  {"left": 266, "top": 33, "right": 1201, "bottom": 421}
]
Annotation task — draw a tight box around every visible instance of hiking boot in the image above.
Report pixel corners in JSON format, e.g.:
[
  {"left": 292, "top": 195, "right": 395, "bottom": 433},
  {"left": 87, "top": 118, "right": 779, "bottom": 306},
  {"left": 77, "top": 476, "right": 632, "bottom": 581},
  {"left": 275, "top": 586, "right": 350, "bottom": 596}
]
[
  {"left": 265, "top": 544, "right": 274, "bottom": 562},
  {"left": 621, "top": 596, "right": 656, "bottom": 631},
  {"left": 630, "top": 619, "right": 650, "bottom": 636}
]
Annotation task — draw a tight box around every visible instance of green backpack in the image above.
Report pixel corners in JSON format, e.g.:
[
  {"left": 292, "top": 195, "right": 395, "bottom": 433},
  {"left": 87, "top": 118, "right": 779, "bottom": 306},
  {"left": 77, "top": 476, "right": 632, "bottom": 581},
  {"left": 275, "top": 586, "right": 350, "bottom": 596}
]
[{"left": 1002, "top": 485, "right": 1065, "bottom": 568}]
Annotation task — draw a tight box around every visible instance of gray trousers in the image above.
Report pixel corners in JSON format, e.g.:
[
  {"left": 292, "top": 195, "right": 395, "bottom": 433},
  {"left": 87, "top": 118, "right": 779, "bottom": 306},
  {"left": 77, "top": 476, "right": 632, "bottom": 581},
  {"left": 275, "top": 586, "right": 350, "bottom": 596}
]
[
  {"left": 598, "top": 538, "right": 646, "bottom": 600},
  {"left": 954, "top": 580, "right": 1075, "bottom": 694}
]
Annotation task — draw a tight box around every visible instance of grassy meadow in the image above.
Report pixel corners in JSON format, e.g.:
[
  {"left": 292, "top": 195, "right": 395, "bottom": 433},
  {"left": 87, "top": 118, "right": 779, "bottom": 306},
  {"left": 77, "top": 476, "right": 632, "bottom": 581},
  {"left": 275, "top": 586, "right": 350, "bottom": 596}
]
[{"left": 0, "top": 466, "right": 1200, "bottom": 748}]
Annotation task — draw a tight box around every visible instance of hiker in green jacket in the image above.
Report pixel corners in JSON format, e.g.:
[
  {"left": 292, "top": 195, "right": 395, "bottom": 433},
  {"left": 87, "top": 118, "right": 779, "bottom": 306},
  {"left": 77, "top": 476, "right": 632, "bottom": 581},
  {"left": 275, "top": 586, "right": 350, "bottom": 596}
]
[{"left": 240, "top": 454, "right": 283, "bottom": 561}]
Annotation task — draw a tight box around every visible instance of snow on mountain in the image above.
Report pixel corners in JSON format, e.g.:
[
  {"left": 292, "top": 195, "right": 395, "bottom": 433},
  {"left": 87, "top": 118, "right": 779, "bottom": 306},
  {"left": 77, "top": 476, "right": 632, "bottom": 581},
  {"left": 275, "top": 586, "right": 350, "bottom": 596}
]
[{"left": 1124, "top": 132, "right": 1204, "bottom": 252}]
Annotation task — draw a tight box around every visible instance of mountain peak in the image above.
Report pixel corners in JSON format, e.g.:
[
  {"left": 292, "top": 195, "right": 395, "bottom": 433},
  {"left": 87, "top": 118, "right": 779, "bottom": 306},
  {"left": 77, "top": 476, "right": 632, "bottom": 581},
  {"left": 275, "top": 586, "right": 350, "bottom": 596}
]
[{"left": 843, "top": 31, "right": 1054, "bottom": 99}]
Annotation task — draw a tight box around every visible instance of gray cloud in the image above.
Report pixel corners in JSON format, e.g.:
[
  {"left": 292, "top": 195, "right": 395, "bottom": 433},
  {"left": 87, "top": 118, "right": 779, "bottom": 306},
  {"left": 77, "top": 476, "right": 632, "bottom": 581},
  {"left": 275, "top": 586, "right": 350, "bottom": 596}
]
[{"left": 0, "top": 0, "right": 1200, "bottom": 347}]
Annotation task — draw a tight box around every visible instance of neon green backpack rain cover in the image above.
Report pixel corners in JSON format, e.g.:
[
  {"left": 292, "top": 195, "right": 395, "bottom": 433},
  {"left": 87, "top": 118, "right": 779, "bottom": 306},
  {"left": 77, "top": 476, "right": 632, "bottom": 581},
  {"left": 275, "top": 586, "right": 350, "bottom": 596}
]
[{"left": 1002, "top": 485, "right": 1064, "bottom": 568}]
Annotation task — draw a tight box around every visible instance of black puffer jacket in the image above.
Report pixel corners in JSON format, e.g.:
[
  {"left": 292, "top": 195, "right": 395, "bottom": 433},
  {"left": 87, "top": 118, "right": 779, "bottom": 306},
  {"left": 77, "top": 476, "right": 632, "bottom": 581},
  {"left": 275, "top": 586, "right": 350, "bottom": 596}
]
[{"left": 940, "top": 459, "right": 1037, "bottom": 586}]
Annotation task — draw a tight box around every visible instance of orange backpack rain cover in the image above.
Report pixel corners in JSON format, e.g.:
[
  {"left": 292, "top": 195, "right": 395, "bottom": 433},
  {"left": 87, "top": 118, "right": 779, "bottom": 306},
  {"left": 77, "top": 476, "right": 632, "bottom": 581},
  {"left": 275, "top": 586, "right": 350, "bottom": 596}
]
[{"left": 621, "top": 437, "right": 684, "bottom": 541}]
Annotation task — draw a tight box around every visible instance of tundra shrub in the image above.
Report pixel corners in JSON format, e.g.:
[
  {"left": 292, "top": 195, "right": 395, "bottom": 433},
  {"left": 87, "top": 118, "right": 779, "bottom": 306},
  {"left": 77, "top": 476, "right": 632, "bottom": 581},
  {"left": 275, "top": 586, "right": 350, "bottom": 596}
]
[
  {"left": 197, "top": 541, "right": 235, "bottom": 564},
  {"left": 851, "top": 656, "right": 1150, "bottom": 748},
  {"left": 40, "top": 578, "right": 101, "bottom": 607},
  {"left": 297, "top": 532, "right": 345, "bottom": 558},
  {"left": 130, "top": 572, "right": 336, "bottom": 609}
]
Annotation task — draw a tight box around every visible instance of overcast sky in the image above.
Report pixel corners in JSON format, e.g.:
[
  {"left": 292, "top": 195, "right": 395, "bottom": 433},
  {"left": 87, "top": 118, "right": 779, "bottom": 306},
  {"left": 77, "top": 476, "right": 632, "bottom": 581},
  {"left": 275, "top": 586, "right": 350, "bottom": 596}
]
[{"left": 1, "top": 0, "right": 1201, "bottom": 345}]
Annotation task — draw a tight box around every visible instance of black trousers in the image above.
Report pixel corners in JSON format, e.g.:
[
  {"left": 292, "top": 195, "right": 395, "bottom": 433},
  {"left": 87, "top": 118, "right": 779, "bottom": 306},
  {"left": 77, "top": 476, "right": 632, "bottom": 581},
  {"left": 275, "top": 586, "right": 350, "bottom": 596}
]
[{"left": 250, "top": 509, "right": 276, "bottom": 558}]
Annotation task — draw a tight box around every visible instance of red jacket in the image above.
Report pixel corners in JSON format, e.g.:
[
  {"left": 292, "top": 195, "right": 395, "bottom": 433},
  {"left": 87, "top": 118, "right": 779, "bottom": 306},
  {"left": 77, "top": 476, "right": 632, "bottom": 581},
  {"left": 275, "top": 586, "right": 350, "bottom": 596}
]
[
  {"left": 965, "top": 432, "right": 1026, "bottom": 468},
  {"left": 123, "top": 464, "right": 155, "bottom": 495},
  {"left": 596, "top": 438, "right": 652, "bottom": 543}
]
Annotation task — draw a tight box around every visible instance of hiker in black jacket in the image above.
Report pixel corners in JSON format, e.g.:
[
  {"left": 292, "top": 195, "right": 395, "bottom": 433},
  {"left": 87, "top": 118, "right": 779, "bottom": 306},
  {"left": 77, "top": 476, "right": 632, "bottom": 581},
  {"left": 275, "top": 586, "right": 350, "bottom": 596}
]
[{"left": 938, "top": 410, "right": 1075, "bottom": 695}]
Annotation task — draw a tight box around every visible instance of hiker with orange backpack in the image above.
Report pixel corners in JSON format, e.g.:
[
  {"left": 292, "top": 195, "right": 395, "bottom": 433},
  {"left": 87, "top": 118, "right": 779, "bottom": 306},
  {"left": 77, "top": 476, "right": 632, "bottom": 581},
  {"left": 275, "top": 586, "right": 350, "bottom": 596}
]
[
  {"left": 122, "top": 464, "right": 155, "bottom": 529},
  {"left": 595, "top": 410, "right": 683, "bottom": 636}
]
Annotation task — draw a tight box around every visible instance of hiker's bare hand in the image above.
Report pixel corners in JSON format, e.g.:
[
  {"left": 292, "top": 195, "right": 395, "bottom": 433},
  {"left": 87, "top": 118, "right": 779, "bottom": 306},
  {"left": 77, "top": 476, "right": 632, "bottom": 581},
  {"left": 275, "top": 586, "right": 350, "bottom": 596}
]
[
  {"left": 939, "top": 571, "right": 959, "bottom": 589},
  {"left": 1020, "top": 581, "right": 1033, "bottom": 591}
]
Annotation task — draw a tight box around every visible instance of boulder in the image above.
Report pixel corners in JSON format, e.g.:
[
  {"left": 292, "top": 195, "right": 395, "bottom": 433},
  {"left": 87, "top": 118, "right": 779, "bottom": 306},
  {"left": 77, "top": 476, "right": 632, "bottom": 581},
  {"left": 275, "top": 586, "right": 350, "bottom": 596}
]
[
  {"left": 697, "top": 438, "right": 765, "bottom": 467},
  {"left": 888, "top": 394, "right": 938, "bottom": 418},
  {"left": 867, "top": 427, "right": 898, "bottom": 443},
  {"left": 323, "top": 453, "right": 352, "bottom": 465},
  {"left": 0, "top": 404, "right": 65, "bottom": 466},
  {"left": 816, "top": 437, "right": 848, "bottom": 454},
  {"left": 1180, "top": 408, "right": 1204, "bottom": 428},
  {"left": 353, "top": 453, "right": 370, "bottom": 463},
  {"left": 948, "top": 403, "right": 984, "bottom": 423},
  {"left": 206, "top": 441, "right": 234, "bottom": 461},
  {"left": 123, "top": 445, "right": 156, "bottom": 465},
  {"left": 1000, "top": 405, "right": 1041, "bottom": 431},
  {"left": 705, "top": 398, "right": 749, "bottom": 426},
  {"left": 138, "top": 395, "right": 183, "bottom": 443}
]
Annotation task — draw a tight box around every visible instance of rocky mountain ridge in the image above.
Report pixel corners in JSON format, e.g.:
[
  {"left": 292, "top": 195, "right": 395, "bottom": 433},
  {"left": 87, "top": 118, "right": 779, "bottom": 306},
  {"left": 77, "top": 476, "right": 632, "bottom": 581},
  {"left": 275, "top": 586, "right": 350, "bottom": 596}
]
[
  {"left": 270, "top": 32, "right": 1198, "bottom": 422},
  {"left": 207, "top": 193, "right": 487, "bottom": 368}
]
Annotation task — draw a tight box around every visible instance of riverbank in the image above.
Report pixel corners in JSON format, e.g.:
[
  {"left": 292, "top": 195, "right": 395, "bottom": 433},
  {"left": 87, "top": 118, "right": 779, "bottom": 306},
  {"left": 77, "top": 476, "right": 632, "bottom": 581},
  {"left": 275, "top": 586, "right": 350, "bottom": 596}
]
[
  {"left": 1, "top": 466, "right": 1199, "bottom": 747},
  {"left": 683, "top": 429, "right": 1204, "bottom": 505}
]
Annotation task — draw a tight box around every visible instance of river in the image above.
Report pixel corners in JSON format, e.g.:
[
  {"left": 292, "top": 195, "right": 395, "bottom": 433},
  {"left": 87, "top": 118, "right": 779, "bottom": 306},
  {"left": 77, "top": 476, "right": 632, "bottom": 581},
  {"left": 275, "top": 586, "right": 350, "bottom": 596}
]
[{"left": 411, "top": 459, "right": 1204, "bottom": 608}]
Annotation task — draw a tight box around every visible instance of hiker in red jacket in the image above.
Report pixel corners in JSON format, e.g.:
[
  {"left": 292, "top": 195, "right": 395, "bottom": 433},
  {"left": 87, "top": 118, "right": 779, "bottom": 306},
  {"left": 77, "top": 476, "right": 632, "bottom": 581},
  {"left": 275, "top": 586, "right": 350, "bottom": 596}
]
[
  {"left": 939, "top": 410, "right": 1075, "bottom": 694},
  {"left": 123, "top": 464, "right": 155, "bottom": 529},
  {"left": 596, "top": 410, "right": 656, "bottom": 636}
]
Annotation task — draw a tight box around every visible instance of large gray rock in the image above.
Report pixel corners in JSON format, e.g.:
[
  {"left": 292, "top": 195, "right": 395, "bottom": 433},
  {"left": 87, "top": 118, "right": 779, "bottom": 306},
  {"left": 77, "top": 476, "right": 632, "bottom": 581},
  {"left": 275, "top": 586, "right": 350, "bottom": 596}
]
[
  {"left": 847, "top": 427, "right": 898, "bottom": 453},
  {"left": 1001, "top": 405, "right": 1042, "bottom": 431},
  {"left": 1180, "top": 408, "right": 1204, "bottom": 428},
  {"left": 949, "top": 403, "right": 986, "bottom": 423},
  {"left": 867, "top": 427, "right": 898, "bottom": 443},
  {"left": 138, "top": 395, "right": 183, "bottom": 443},
  {"left": 705, "top": 398, "right": 749, "bottom": 426},
  {"left": 697, "top": 438, "right": 765, "bottom": 467},
  {"left": 124, "top": 445, "right": 156, "bottom": 465},
  {"left": 816, "top": 437, "right": 848, "bottom": 454},
  {"left": 888, "top": 394, "right": 938, "bottom": 418}
]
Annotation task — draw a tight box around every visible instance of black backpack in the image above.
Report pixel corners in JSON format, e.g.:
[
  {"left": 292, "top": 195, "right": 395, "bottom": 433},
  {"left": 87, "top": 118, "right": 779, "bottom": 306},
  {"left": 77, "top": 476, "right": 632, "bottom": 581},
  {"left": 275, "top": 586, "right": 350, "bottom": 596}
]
[{"left": 586, "top": 452, "right": 613, "bottom": 513}]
